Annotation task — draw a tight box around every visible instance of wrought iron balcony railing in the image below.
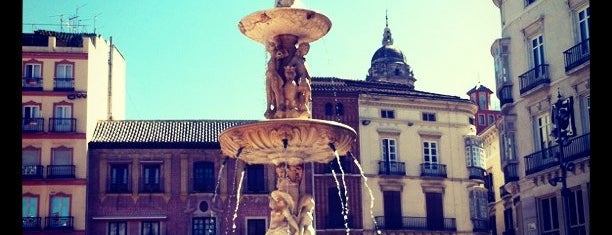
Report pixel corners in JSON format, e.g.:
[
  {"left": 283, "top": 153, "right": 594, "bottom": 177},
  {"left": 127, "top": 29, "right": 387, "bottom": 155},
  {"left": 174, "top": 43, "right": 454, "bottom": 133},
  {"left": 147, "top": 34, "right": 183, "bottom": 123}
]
[
  {"left": 48, "top": 118, "right": 77, "bottom": 132},
  {"left": 45, "top": 216, "right": 74, "bottom": 230},
  {"left": 471, "top": 218, "right": 489, "bottom": 232},
  {"left": 22, "top": 77, "right": 43, "bottom": 90},
  {"left": 22, "top": 118, "right": 44, "bottom": 132},
  {"left": 467, "top": 166, "right": 486, "bottom": 181},
  {"left": 519, "top": 64, "right": 550, "bottom": 95},
  {"left": 524, "top": 133, "right": 590, "bottom": 175},
  {"left": 420, "top": 163, "right": 447, "bottom": 178},
  {"left": 378, "top": 161, "right": 406, "bottom": 175},
  {"left": 374, "top": 216, "right": 457, "bottom": 231},
  {"left": 563, "top": 39, "right": 590, "bottom": 72},
  {"left": 46, "top": 165, "right": 75, "bottom": 178},
  {"left": 54, "top": 77, "right": 75, "bottom": 91},
  {"left": 326, "top": 215, "right": 354, "bottom": 229},
  {"left": 22, "top": 165, "right": 44, "bottom": 179},
  {"left": 503, "top": 163, "right": 519, "bottom": 183},
  {"left": 22, "top": 217, "right": 42, "bottom": 231}
]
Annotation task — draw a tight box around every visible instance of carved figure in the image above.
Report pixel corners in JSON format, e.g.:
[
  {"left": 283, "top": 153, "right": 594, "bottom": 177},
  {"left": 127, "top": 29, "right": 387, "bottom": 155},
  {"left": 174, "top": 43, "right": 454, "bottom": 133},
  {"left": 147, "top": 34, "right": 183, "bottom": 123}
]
[
  {"left": 283, "top": 65, "right": 299, "bottom": 112},
  {"left": 266, "top": 190, "right": 299, "bottom": 235},
  {"left": 265, "top": 40, "right": 290, "bottom": 119},
  {"left": 287, "top": 42, "right": 311, "bottom": 85},
  {"left": 296, "top": 75, "right": 311, "bottom": 116},
  {"left": 296, "top": 194, "right": 315, "bottom": 235}
]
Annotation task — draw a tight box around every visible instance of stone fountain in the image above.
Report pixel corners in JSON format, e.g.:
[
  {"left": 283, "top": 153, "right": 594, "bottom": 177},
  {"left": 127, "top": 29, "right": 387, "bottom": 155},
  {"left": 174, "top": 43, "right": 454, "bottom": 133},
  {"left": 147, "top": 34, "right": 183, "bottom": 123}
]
[{"left": 219, "top": 1, "right": 357, "bottom": 234}]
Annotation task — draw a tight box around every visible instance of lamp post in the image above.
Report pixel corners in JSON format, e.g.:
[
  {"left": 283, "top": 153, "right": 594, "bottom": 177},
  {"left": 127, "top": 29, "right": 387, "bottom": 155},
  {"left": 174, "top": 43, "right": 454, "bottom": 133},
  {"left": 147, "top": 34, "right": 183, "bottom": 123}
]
[{"left": 547, "top": 90, "right": 575, "bottom": 235}]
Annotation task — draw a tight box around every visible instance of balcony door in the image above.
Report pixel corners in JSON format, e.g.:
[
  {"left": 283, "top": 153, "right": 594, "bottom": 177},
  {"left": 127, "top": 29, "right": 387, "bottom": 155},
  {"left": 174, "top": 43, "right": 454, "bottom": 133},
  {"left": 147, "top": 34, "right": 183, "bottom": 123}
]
[
  {"left": 425, "top": 192, "right": 444, "bottom": 230},
  {"left": 383, "top": 191, "right": 402, "bottom": 229},
  {"left": 54, "top": 105, "right": 72, "bottom": 132}
]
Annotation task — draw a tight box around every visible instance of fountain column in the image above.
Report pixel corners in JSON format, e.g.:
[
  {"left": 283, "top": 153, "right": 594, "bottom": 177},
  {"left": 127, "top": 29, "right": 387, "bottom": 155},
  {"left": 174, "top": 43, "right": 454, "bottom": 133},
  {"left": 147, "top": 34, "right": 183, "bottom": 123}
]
[{"left": 219, "top": 2, "right": 357, "bottom": 235}]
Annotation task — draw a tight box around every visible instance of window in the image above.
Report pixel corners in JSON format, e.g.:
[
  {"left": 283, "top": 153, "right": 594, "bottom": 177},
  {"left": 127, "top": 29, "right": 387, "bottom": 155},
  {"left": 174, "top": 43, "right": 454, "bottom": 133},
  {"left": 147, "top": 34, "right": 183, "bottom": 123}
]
[
  {"left": 531, "top": 35, "right": 545, "bottom": 72},
  {"left": 55, "top": 63, "right": 74, "bottom": 79},
  {"left": 193, "top": 161, "right": 215, "bottom": 193},
  {"left": 109, "top": 164, "right": 130, "bottom": 193},
  {"left": 465, "top": 138, "right": 485, "bottom": 168},
  {"left": 539, "top": 196, "right": 559, "bottom": 234},
  {"left": 23, "top": 104, "right": 41, "bottom": 119},
  {"left": 53, "top": 104, "right": 73, "bottom": 132},
  {"left": 141, "top": 164, "right": 162, "bottom": 193},
  {"left": 246, "top": 219, "right": 266, "bottom": 235},
  {"left": 489, "top": 215, "right": 498, "bottom": 235},
  {"left": 381, "top": 138, "right": 397, "bottom": 162},
  {"left": 325, "top": 103, "right": 333, "bottom": 116},
  {"left": 193, "top": 217, "right": 216, "bottom": 235},
  {"left": 478, "top": 93, "right": 487, "bottom": 110},
  {"left": 478, "top": 114, "right": 485, "bottom": 125},
  {"left": 49, "top": 194, "right": 71, "bottom": 228},
  {"left": 568, "top": 188, "right": 587, "bottom": 234},
  {"left": 22, "top": 195, "right": 39, "bottom": 217},
  {"left": 469, "top": 117, "right": 474, "bottom": 125},
  {"left": 50, "top": 147, "right": 73, "bottom": 178},
  {"left": 580, "top": 95, "right": 590, "bottom": 133},
  {"left": 525, "top": 0, "right": 536, "bottom": 7},
  {"left": 246, "top": 164, "right": 265, "bottom": 193},
  {"left": 23, "top": 104, "right": 42, "bottom": 131},
  {"left": 109, "top": 221, "right": 127, "bottom": 235},
  {"left": 423, "top": 141, "right": 439, "bottom": 165},
  {"left": 335, "top": 103, "right": 344, "bottom": 116},
  {"left": 425, "top": 192, "right": 444, "bottom": 230},
  {"left": 534, "top": 113, "right": 552, "bottom": 151},
  {"left": 24, "top": 63, "right": 42, "bottom": 78},
  {"left": 381, "top": 109, "right": 395, "bottom": 119},
  {"left": 422, "top": 112, "right": 436, "bottom": 122},
  {"left": 488, "top": 115, "right": 495, "bottom": 125},
  {"left": 22, "top": 148, "right": 42, "bottom": 177},
  {"left": 501, "top": 132, "right": 516, "bottom": 161},
  {"left": 503, "top": 208, "right": 514, "bottom": 233},
  {"left": 383, "top": 191, "right": 402, "bottom": 229},
  {"left": 469, "top": 190, "right": 488, "bottom": 220},
  {"left": 141, "top": 221, "right": 160, "bottom": 235},
  {"left": 577, "top": 6, "right": 590, "bottom": 41}
]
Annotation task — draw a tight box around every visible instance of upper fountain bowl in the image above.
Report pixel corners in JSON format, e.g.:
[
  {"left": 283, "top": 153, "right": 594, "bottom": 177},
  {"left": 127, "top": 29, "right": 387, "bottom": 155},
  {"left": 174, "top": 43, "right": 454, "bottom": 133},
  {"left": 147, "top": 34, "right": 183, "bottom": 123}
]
[
  {"left": 219, "top": 118, "right": 357, "bottom": 166},
  {"left": 238, "top": 8, "right": 332, "bottom": 44}
]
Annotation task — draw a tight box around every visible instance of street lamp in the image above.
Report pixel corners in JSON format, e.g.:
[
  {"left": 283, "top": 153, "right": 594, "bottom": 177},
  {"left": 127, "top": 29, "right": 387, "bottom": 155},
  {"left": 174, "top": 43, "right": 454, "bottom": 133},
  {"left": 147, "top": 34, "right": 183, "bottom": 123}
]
[{"left": 548, "top": 90, "right": 575, "bottom": 235}]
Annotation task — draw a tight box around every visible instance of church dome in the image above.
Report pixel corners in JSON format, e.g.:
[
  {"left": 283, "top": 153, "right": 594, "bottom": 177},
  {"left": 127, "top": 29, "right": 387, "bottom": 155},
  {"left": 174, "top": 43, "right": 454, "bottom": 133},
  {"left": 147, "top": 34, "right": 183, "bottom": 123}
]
[{"left": 371, "top": 45, "right": 406, "bottom": 64}]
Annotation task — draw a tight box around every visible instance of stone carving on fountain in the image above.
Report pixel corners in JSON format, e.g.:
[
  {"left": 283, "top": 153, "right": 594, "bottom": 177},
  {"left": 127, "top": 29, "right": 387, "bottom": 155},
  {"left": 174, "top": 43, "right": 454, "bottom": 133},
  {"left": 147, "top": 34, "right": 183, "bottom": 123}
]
[{"left": 220, "top": 2, "right": 356, "bottom": 235}]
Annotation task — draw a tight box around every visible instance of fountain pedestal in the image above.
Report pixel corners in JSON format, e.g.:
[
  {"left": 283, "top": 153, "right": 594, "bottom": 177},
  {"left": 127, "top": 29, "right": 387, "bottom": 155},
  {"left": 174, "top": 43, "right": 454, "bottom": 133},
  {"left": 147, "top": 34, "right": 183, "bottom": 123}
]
[{"left": 219, "top": 3, "right": 356, "bottom": 235}]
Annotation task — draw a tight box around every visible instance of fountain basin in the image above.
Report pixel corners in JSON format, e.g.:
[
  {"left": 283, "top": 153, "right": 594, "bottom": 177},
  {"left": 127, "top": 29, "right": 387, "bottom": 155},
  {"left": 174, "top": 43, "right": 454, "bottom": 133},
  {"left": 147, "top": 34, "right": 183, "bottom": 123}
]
[
  {"left": 219, "top": 118, "right": 356, "bottom": 166},
  {"left": 238, "top": 8, "right": 332, "bottom": 44}
]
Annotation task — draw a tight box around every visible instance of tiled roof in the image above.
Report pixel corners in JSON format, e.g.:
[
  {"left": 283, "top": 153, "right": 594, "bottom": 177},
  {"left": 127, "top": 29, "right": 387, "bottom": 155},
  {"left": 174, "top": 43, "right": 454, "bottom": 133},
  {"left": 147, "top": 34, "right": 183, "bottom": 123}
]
[
  {"left": 312, "top": 77, "right": 472, "bottom": 103},
  {"left": 89, "top": 119, "right": 257, "bottom": 149}
]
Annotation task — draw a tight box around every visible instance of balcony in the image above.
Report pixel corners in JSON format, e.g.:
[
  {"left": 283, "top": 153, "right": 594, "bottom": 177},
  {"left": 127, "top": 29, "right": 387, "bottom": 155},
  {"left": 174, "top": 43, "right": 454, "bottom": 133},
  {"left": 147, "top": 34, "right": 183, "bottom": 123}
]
[
  {"left": 519, "top": 64, "right": 550, "bottom": 95},
  {"left": 22, "top": 165, "right": 44, "bottom": 179},
  {"left": 467, "top": 166, "right": 486, "bottom": 181},
  {"left": 45, "top": 216, "right": 74, "bottom": 230},
  {"left": 107, "top": 181, "right": 131, "bottom": 194},
  {"left": 22, "top": 217, "right": 42, "bottom": 231},
  {"left": 46, "top": 165, "right": 76, "bottom": 178},
  {"left": 498, "top": 84, "right": 514, "bottom": 107},
  {"left": 378, "top": 161, "right": 406, "bottom": 176},
  {"left": 22, "top": 77, "right": 43, "bottom": 91},
  {"left": 564, "top": 39, "right": 590, "bottom": 72},
  {"left": 503, "top": 163, "right": 519, "bottom": 183},
  {"left": 472, "top": 218, "right": 489, "bottom": 232},
  {"left": 499, "top": 185, "right": 510, "bottom": 198},
  {"left": 139, "top": 180, "right": 164, "bottom": 193},
  {"left": 524, "top": 133, "right": 590, "bottom": 175},
  {"left": 374, "top": 216, "right": 457, "bottom": 231},
  {"left": 49, "top": 118, "right": 77, "bottom": 132},
  {"left": 420, "top": 163, "right": 447, "bottom": 178},
  {"left": 54, "top": 77, "right": 75, "bottom": 91},
  {"left": 22, "top": 118, "right": 44, "bottom": 133}
]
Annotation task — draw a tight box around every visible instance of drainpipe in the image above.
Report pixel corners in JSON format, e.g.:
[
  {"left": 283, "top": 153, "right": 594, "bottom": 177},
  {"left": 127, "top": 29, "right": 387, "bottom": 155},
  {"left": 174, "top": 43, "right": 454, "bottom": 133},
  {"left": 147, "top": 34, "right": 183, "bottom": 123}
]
[{"left": 107, "top": 36, "right": 113, "bottom": 120}]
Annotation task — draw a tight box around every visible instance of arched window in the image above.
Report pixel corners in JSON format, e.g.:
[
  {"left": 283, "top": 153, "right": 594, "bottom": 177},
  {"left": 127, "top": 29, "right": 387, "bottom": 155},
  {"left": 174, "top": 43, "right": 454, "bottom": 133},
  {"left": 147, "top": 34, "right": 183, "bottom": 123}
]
[
  {"left": 335, "top": 103, "right": 344, "bottom": 116},
  {"left": 325, "top": 103, "right": 333, "bottom": 116}
]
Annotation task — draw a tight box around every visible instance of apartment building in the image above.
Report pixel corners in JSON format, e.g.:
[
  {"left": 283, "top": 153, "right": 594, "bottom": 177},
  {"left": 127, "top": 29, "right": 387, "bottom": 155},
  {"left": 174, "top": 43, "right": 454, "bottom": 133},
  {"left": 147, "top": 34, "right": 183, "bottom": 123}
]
[
  {"left": 490, "top": 0, "right": 590, "bottom": 234},
  {"left": 21, "top": 30, "right": 126, "bottom": 234},
  {"left": 310, "top": 19, "right": 490, "bottom": 235}
]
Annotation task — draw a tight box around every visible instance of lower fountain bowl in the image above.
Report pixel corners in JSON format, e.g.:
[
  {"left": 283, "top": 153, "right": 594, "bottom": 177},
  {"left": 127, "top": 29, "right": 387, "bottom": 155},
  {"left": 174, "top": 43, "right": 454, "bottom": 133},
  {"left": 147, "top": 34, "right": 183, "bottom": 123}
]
[{"left": 219, "top": 118, "right": 357, "bottom": 166}]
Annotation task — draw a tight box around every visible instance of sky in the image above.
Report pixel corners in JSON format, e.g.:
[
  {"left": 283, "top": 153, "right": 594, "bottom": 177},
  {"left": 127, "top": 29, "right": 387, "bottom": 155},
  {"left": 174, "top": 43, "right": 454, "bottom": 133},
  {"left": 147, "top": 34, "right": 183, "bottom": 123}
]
[{"left": 23, "top": 0, "right": 501, "bottom": 120}]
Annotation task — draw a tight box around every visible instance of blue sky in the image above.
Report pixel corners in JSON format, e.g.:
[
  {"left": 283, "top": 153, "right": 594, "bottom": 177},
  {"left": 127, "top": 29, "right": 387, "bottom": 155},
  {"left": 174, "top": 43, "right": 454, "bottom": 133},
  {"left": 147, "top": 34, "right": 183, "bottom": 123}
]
[{"left": 23, "top": 0, "right": 501, "bottom": 120}]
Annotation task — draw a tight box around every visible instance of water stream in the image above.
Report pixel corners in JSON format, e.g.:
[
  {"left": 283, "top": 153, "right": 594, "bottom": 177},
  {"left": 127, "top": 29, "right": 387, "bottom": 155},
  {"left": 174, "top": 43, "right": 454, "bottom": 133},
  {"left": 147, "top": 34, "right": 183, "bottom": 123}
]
[
  {"left": 331, "top": 150, "right": 351, "bottom": 234},
  {"left": 231, "top": 166, "right": 246, "bottom": 233},
  {"left": 348, "top": 152, "right": 381, "bottom": 234}
]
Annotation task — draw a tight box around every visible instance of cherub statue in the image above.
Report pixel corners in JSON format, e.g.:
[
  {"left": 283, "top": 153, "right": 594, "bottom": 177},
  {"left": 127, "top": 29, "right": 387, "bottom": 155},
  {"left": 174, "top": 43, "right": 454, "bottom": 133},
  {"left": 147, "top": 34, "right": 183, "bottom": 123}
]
[
  {"left": 296, "top": 194, "right": 315, "bottom": 235},
  {"left": 265, "top": 40, "right": 289, "bottom": 119},
  {"left": 266, "top": 190, "right": 299, "bottom": 235}
]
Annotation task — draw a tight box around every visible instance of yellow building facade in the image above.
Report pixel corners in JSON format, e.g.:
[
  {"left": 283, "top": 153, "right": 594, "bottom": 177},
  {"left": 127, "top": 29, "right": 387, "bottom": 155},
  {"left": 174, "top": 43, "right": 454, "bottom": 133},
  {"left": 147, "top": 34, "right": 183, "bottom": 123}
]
[{"left": 22, "top": 30, "right": 125, "bottom": 234}]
